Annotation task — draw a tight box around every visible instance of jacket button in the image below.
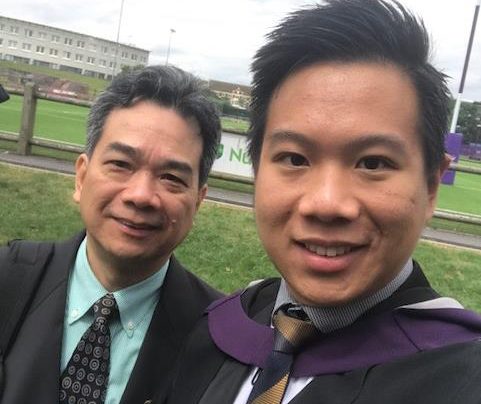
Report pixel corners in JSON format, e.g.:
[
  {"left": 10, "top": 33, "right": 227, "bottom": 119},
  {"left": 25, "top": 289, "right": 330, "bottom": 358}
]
[{"left": 144, "top": 401, "right": 153, "bottom": 404}]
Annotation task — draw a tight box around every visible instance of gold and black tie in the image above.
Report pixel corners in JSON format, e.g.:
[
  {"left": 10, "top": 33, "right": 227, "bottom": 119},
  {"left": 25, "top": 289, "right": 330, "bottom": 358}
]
[{"left": 247, "top": 307, "right": 318, "bottom": 404}]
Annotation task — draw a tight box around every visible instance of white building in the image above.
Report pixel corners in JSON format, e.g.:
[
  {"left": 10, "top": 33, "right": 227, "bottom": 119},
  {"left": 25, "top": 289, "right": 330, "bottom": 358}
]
[{"left": 0, "top": 15, "right": 149, "bottom": 80}]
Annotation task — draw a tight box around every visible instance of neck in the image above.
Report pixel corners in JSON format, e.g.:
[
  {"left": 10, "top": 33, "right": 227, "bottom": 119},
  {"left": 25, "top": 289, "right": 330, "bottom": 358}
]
[
  {"left": 85, "top": 237, "right": 169, "bottom": 291},
  {"left": 276, "top": 259, "right": 413, "bottom": 333}
]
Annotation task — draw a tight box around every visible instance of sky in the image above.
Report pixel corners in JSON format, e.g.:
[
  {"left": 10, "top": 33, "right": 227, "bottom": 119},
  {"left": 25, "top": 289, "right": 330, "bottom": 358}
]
[{"left": 2, "top": 0, "right": 481, "bottom": 101}]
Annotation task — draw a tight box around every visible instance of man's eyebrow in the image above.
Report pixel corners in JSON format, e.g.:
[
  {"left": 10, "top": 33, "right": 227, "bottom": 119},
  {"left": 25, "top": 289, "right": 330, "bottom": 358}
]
[
  {"left": 105, "top": 141, "right": 194, "bottom": 176},
  {"left": 106, "top": 142, "right": 138, "bottom": 159},
  {"left": 160, "top": 160, "right": 194, "bottom": 177},
  {"left": 266, "top": 131, "right": 318, "bottom": 150},
  {"left": 343, "top": 134, "right": 409, "bottom": 156},
  {"left": 267, "top": 131, "right": 409, "bottom": 156}
]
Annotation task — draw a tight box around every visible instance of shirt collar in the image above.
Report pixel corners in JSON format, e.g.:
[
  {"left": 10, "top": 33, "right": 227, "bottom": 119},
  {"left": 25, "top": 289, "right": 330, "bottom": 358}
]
[
  {"left": 66, "top": 237, "right": 169, "bottom": 336},
  {"left": 273, "top": 259, "right": 413, "bottom": 333}
]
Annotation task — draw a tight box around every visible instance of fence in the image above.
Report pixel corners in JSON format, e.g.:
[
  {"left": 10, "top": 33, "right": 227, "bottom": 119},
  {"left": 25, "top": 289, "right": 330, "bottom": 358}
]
[{"left": 1, "top": 83, "right": 481, "bottom": 227}]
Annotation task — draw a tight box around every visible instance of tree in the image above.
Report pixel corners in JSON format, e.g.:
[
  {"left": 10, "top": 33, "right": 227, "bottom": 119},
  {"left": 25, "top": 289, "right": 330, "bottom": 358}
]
[
  {"left": 456, "top": 102, "right": 481, "bottom": 144},
  {"left": 118, "top": 64, "right": 145, "bottom": 76}
]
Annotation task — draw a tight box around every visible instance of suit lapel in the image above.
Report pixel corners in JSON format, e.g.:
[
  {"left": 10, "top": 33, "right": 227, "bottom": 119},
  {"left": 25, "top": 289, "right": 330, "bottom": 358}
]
[
  {"left": 2, "top": 233, "right": 83, "bottom": 403},
  {"left": 194, "top": 288, "right": 277, "bottom": 403},
  {"left": 120, "top": 256, "right": 207, "bottom": 403}
]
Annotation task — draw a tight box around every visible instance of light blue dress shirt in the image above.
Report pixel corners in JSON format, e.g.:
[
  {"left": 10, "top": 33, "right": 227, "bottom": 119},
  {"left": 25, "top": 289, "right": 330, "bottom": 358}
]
[{"left": 61, "top": 238, "right": 169, "bottom": 404}]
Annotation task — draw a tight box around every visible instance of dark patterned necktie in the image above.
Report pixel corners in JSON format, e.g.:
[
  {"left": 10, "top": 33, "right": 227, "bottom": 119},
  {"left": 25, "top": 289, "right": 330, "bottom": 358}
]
[
  {"left": 59, "top": 293, "right": 118, "bottom": 404},
  {"left": 247, "top": 307, "right": 318, "bottom": 404}
]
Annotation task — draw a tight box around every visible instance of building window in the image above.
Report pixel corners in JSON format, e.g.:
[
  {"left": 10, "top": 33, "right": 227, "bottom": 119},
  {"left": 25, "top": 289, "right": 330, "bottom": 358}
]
[
  {"left": 0, "top": 38, "right": 3, "bottom": 46},
  {"left": 77, "top": 40, "right": 85, "bottom": 48},
  {"left": 63, "top": 51, "right": 71, "bottom": 59},
  {"left": 24, "top": 29, "right": 33, "bottom": 37},
  {"left": 51, "top": 34, "right": 60, "bottom": 43},
  {"left": 87, "top": 56, "right": 95, "bottom": 64},
  {"left": 99, "top": 59, "right": 107, "bottom": 67},
  {"left": 121, "top": 51, "right": 128, "bottom": 59},
  {"left": 38, "top": 32, "right": 47, "bottom": 40},
  {"left": 36, "top": 45, "right": 45, "bottom": 53},
  {"left": 49, "top": 48, "right": 58, "bottom": 56},
  {"left": 0, "top": 24, "right": 4, "bottom": 31},
  {"left": 109, "top": 61, "right": 116, "bottom": 68},
  {"left": 10, "top": 26, "right": 19, "bottom": 34},
  {"left": 22, "top": 43, "right": 31, "bottom": 51},
  {"left": 102, "top": 46, "right": 108, "bottom": 54},
  {"left": 64, "top": 37, "right": 73, "bottom": 45},
  {"left": 90, "top": 44, "right": 97, "bottom": 52},
  {"left": 75, "top": 54, "right": 83, "bottom": 61},
  {"left": 8, "top": 40, "right": 18, "bottom": 48},
  {"left": 131, "top": 54, "right": 138, "bottom": 61}
]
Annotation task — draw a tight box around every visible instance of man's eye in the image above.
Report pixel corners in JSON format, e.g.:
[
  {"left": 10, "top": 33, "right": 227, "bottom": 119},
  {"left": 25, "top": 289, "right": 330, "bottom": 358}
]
[
  {"left": 277, "top": 153, "right": 308, "bottom": 167},
  {"left": 108, "top": 160, "right": 131, "bottom": 170},
  {"left": 161, "top": 173, "right": 188, "bottom": 187},
  {"left": 357, "top": 157, "right": 393, "bottom": 170}
]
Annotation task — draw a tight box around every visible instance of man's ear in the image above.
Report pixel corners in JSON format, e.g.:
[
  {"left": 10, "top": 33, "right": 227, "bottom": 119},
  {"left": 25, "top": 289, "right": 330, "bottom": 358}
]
[
  {"left": 73, "top": 153, "right": 89, "bottom": 204},
  {"left": 425, "top": 153, "right": 451, "bottom": 219},
  {"left": 196, "top": 184, "right": 208, "bottom": 211}
]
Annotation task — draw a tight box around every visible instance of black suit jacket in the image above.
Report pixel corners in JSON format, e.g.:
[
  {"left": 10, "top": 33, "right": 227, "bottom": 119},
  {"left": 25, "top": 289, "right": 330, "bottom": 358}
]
[
  {"left": 164, "top": 264, "right": 481, "bottom": 404},
  {"left": 0, "top": 232, "right": 222, "bottom": 404}
]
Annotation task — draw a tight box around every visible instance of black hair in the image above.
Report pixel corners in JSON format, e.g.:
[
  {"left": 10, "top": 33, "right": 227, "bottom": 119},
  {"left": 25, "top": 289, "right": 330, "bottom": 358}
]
[
  {"left": 249, "top": 0, "right": 449, "bottom": 184},
  {"left": 87, "top": 65, "right": 221, "bottom": 186}
]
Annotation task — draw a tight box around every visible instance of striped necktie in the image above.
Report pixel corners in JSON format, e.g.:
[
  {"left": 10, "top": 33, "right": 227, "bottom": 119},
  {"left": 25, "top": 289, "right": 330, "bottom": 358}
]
[
  {"left": 59, "top": 293, "right": 118, "bottom": 404},
  {"left": 247, "top": 307, "right": 318, "bottom": 404}
]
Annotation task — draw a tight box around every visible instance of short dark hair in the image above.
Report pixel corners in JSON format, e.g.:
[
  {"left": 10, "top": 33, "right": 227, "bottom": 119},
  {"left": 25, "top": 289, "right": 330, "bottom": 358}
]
[
  {"left": 249, "top": 0, "right": 449, "bottom": 184},
  {"left": 86, "top": 65, "right": 221, "bottom": 186}
]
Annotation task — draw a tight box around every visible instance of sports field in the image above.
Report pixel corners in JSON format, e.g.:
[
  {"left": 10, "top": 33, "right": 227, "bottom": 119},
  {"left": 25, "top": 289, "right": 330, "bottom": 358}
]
[
  {"left": 0, "top": 94, "right": 88, "bottom": 144},
  {"left": 1, "top": 94, "right": 480, "bottom": 216},
  {"left": 0, "top": 94, "right": 249, "bottom": 143}
]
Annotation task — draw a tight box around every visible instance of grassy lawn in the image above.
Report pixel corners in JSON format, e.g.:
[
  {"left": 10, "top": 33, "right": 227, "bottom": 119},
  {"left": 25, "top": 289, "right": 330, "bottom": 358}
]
[
  {"left": 438, "top": 171, "right": 481, "bottom": 216},
  {"left": 0, "top": 94, "right": 248, "bottom": 144},
  {"left": 0, "top": 94, "right": 89, "bottom": 144},
  {"left": 1, "top": 163, "right": 481, "bottom": 311},
  {"left": 459, "top": 157, "right": 481, "bottom": 168},
  {"left": 220, "top": 116, "right": 249, "bottom": 133}
]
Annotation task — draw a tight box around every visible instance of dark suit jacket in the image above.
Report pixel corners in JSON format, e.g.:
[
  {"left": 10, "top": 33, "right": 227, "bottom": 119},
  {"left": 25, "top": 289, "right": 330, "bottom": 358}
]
[
  {"left": 0, "top": 232, "right": 222, "bottom": 404},
  {"left": 164, "top": 264, "right": 481, "bottom": 404}
]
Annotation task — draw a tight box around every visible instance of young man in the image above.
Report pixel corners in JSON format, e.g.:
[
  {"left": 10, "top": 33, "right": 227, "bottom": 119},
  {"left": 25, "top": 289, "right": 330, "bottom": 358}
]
[
  {"left": 164, "top": 1, "right": 481, "bottom": 403},
  {"left": 0, "top": 65, "right": 223, "bottom": 404}
]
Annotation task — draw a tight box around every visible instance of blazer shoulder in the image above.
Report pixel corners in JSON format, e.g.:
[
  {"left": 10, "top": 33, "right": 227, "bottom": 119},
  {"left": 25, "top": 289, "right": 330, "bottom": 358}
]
[{"left": 168, "top": 256, "right": 224, "bottom": 302}]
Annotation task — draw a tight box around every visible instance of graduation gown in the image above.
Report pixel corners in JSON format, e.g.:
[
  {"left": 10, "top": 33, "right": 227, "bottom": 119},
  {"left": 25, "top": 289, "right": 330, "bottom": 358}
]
[{"left": 163, "top": 263, "right": 481, "bottom": 404}]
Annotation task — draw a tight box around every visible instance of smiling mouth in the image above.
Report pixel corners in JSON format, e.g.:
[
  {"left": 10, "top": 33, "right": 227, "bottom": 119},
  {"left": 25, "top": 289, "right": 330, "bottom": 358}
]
[
  {"left": 116, "top": 218, "right": 160, "bottom": 231},
  {"left": 304, "top": 243, "right": 357, "bottom": 257}
]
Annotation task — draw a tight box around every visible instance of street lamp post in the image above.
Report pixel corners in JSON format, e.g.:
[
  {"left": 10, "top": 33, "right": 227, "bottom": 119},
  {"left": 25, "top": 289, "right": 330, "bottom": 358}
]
[
  {"left": 111, "top": 0, "right": 125, "bottom": 80},
  {"left": 165, "top": 28, "right": 176, "bottom": 65},
  {"left": 450, "top": 0, "right": 480, "bottom": 133}
]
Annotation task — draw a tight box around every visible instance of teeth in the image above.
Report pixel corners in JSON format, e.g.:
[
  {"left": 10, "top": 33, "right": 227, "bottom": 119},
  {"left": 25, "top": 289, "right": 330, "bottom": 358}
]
[
  {"left": 305, "top": 244, "right": 352, "bottom": 257},
  {"left": 121, "top": 220, "right": 148, "bottom": 229}
]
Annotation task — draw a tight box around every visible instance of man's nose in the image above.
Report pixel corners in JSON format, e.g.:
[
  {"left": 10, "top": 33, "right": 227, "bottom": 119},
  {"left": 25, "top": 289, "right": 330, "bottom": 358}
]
[
  {"left": 121, "top": 172, "right": 161, "bottom": 209},
  {"left": 297, "top": 166, "right": 361, "bottom": 223}
]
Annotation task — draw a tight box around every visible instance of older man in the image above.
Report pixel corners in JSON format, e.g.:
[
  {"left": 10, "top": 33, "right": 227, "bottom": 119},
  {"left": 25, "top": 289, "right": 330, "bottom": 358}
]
[
  {"left": 0, "top": 65, "right": 222, "bottom": 404},
  {"left": 164, "top": 1, "right": 481, "bottom": 403}
]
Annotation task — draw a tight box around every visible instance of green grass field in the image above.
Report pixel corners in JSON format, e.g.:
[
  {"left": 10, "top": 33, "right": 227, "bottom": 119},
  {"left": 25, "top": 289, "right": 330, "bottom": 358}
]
[
  {"left": 0, "top": 94, "right": 249, "bottom": 143},
  {"left": 1, "top": 163, "right": 480, "bottom": 311},
  {"left": 459, "top": 157, "right": 481, "bottom": 168},
  {"left": 438, "top": 172, "right": 481, "bottom": 216},
  {"left": 0, "top": 94, "right": 89, "bottom": 144}
]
